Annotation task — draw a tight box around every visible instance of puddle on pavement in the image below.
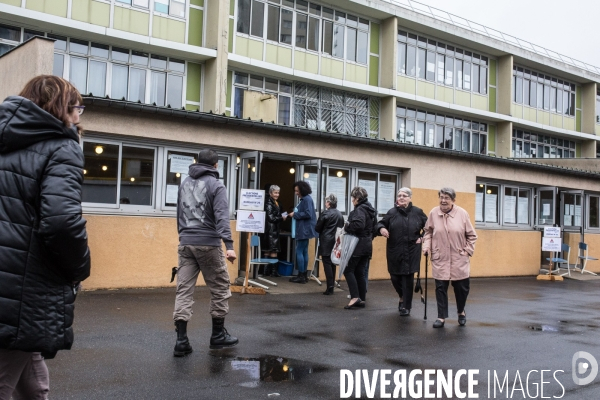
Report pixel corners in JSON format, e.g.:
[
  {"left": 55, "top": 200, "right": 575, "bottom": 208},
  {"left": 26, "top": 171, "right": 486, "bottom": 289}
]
[
  {"left": 209, "top": 354, "right": 328, "bottom": 386},
  {"left": 528, "top": 325, "right": 559, "bottom": 332}
]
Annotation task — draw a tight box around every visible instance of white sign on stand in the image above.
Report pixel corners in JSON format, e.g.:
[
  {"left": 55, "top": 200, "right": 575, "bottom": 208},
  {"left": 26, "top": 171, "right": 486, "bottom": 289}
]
[
  {"left": 542, "top": 237, "right": 562, "bottom": 252},
  {"left": 236, "top": 210, "right": 266, "bottom": 233},
  {"left": 239, "top": 189, "right": 265, "bottom": 211},
  {"left": 543, "top": 227, "right": 561, "bottom": 238}
]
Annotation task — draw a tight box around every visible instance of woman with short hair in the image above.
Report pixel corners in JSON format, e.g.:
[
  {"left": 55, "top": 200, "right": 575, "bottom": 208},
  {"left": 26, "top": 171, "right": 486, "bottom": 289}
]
[
  {"left": 422, "top": 187, "right": 477, "bottom": 328},
  {"left": 315, "top": 194, "right": 345, "bottom": 295},
  {"left": 261, "top": 185, "right": 287, "bottom": 277},
  {"left": 289, "top": 181, "right": 318, "bottom": 284},
  {"left": 343, "top": 187, "right": 376, "bottom": 309},
  {"left": 376, "top": 187, "right": 427, "bottom": 316}
]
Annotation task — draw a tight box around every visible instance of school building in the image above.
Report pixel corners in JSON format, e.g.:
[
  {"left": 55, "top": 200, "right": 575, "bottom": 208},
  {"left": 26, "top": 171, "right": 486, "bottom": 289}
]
[{"left": 1, "top": 0, "right": 599, "bottom": 289}]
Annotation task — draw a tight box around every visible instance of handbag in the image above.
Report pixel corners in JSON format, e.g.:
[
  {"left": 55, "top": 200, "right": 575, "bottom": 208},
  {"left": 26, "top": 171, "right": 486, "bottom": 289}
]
[{"left": 330, "top": 227, "right": 344, "bottom": 264}]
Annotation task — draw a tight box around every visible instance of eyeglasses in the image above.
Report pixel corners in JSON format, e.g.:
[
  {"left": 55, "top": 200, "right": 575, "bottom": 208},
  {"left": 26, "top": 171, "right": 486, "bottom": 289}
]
[{"left": 71, "top": 105, "right": 85, "bottom": 115}]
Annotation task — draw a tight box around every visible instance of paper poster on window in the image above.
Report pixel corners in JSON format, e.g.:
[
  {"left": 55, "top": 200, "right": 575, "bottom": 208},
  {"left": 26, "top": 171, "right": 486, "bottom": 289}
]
[
  {"left": 574, "top": 205, "right": 581, "bottom": 217},
  {"left": 484, "top": 194, "right": 497, "bottom": 223},
  {"left": 303, "top": 173, "right": 318, "bottom": 195},
  {"left": 475, "top": 192, "right": 483, "bottom": 222},
  {"left": 542, "top": 203, "right": 551, "bottom": 217},
  {"left": 378, "top": 181, "right": 396, "bottom": 213},
  {"left": 564, "top": 204, "right": 570, "bottom": 215},
  {"left": 217, "top": 160, "right": 224, "bottom": 179},
  {"left": 517, "top": 197, "right": 529, "bottom": 224},
  {"left": 327, "top": 177, "right": 347, "bottom": 213},
  {"left": 179, "top": 173, "right": 188, "bottom": 186},
  {"left": 574, "top": 216, "right": 582, "bottom": 226},
  {"left": 170, "top": 154, "right": 194, "bottom": 174},
  {"left": 563, "top": 215, "right": 572, "bottom": 226},
  {"left": 503, "top": 195, "right": 516, "bottom": 224},
  {"left": 166, "top": 184, "right": 179, "bottom": 204},
  {"left": 570, "top": 205, "right": 575, "bottom": 215},
  {"left": 358, "top": 179, "right": 376, "bottom": 210}
]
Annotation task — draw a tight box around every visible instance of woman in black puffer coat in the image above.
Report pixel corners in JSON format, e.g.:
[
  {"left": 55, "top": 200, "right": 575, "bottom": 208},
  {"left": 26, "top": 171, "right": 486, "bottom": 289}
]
[
  {"left": 0, "top": 76, "right": 91, "bottom": 399},
  {"left": 375, "top": 187, "right": 427, "bottom": 317},
  {"left": 261, "top": 185, "right": 287, "bottom": 276}
]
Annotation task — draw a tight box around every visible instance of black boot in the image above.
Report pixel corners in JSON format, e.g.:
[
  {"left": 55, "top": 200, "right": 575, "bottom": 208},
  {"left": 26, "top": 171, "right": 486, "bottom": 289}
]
[
  {"left": 210, "top": 317, "right": 239, "bottom": 349},
  {"left": 323, "top": 286, "right": 334, "bottom": 295},
  {"left": 173, "top": 320, "right": 193, "bottom": 357},
  {"left": 263, "top": 265, "right": 272, "bottom": 277},
  {"left": 270, "top": 260, "right": 281, "bottom": 277},
  {"left": 290, "top": 271, "right": 307, "bottom": 284}
]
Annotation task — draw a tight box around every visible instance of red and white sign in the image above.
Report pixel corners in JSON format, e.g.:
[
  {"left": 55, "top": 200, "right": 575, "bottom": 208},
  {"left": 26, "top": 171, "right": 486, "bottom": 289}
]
[{"left": 236, "top": 210, "right": 265, "bottom": 233}]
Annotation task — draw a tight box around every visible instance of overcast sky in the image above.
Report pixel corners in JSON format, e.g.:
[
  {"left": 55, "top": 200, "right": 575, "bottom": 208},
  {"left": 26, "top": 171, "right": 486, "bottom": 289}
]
[{"left": 413, "top": 0, "right": 600, "bottom": 69}]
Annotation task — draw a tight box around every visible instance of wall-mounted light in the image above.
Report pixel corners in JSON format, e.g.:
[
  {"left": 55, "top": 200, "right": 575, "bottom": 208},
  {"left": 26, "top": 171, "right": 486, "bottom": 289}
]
[
  {"left": 303, "top": 173, "right": 309, "bottom": 179},
  {"left": 251, "top": 166, "right": 256, "bottom": 172},
  {"left": 237, "top": 156, "right": 240, "bottom": 164},
  {"left": 479, "top": 184, "right": 484, "bottom": 188},
  {"left": 130, "top": 177, "right": 135, "bottom": 182},
  {"left": 283, "top": 365, "right": 289, "bottom": 372},
  {"left": 176, "top": 173, "right": 181, "bottom": 178},
  {"left": 95, "top": 146, "right": 103, "bottom": 155},
  {"left": 83, "top": 169, "right": 87, "bottom": 175},
  {"left": 486, "top": 189, "right": 492, "bottom": 194},
  {"left": 336, "top": 171, "right": 343, "bottom": 177},
  {"left": 289, "top": 168, "right": 295, "bottom": 174},
  {"left": 102, "top": 165, "right": 108, "bottom": 171}
]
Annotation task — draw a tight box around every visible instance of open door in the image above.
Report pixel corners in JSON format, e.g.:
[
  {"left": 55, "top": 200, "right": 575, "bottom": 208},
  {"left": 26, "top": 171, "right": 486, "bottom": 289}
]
[
  {"left": 537, "top": 187, "right": 557, "bottom": 226},
  {"left": 295, "top": 159, "right": 322, "bottom": 212}
]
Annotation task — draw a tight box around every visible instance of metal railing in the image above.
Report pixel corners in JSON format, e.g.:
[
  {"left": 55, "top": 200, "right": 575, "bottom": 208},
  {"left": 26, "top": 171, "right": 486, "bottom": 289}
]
[{"left": 383, "top": 0, "right": 600, "bottom": 76}]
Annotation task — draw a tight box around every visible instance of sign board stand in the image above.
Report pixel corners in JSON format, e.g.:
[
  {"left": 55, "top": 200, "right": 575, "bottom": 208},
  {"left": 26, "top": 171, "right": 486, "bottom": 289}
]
[{"left": 537, "top": 227, "right": 564, "bottom": 282}]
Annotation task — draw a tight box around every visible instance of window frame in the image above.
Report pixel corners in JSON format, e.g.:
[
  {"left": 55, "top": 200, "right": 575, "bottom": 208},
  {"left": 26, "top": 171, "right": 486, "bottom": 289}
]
[
  {"left": 475, "top": 181, "right": 535, "bottom": 229},
  {"left": 586, "top": 194, "right": 600, "bottom": 231}
]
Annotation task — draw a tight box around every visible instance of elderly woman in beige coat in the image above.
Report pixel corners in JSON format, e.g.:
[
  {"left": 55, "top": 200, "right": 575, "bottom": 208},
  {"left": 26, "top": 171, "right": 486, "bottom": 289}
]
[{"left": 422, "top": 187, "right": 477, "bottom": 328}]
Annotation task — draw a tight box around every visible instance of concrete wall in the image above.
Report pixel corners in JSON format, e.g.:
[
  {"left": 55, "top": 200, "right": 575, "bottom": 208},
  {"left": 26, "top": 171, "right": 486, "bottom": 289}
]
[
  {"left": 563, "top": 232, "right": 600, "bottom": 274},
  {"left": 203, "top": 0, "right": 229, "bottom": 113},
  {"left": 0, "top": 37, "right": 54, "bottom": 101},
  {"left": 526, "top": 158, "right": 600, "bottom": 173}
]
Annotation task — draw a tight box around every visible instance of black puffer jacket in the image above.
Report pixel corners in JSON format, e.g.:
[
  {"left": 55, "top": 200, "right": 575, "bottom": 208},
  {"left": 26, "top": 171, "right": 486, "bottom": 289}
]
[
  {"left": 0, "top": 96, "right": 91, "bottom": 358},
  {"left": 315, "top": 207, "right": 344, "bottom": 257},
  {"left": 375, "top": 203, "right": 427, "bottom": 275},
  {"left": 260, "top": 196, "right": 283, "bottom": 252},
  {"left": 345, "top": 199, "right": 377, "bottom": 257}
]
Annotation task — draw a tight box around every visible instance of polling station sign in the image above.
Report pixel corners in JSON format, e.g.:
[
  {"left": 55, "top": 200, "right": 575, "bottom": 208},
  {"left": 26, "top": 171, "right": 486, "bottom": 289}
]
[
  {"left": 542, "top": 237, "right": 562, "bottom": 252},
  {"left": 239, "top": 189, "right": 265, "bottom": 211},
  {"left": 236, "top": 210, "right": 266, "bottom": 233},
  {"left": 543, "top": 227, "right": 561, "bottom": 238}
]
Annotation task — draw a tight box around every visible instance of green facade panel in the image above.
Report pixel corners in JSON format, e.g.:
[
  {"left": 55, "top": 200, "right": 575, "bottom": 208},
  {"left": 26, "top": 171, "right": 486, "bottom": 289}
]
[
  {"left": 188, "top": 8, "right": 204, "bottom": 47},
  {"left": 488, "top": 87, "right": 497, "bottom": 112},
  {"left": 190, "top": 0, "right": 204, "bottom": 6},
  {"left": 369, "top": 56, "right": 379, "bottom": 86},
  {"left": 226, "top": 70, "right": 233, "bottom": 108},
  {"left": 153, "top": 15, "right": 185, "bottom": 43},
  {"left": 489, "top": 59, "right": 497, "bottom": 87},
  {"left": 576, "top": 143, "right": 581, "bottom": 158},
  {"left": 228, "top": 19, "right": 234, "bottom": 52},
  {"left": 230, "top": 0, "right": 235, "bottom": 16},
  {"left": 576, "top": 110, "right": 582, "bottom": 132},
  {"left": 185, "top": 104, "right": 200, "bottom": 111},
  {"left": 186, "top": 62, "right": 202, "bottom": 103},
  {"left": 0, "top": 0, "right": 21, "bottom": 7},
  {"left": 370, "top": 23, "right": 380, "bottom": 55},
  {"left": 72, "top": 0, "right": 110, "bottom": 26},
  {"left": 488, "top": 125, "right": 496, "bottom": 153},
  {"left": 26, "top": 0, "right": 68, "bottom": 17},
  {"left": 113, "top": 7, "right": 149, "bottom": 36}
]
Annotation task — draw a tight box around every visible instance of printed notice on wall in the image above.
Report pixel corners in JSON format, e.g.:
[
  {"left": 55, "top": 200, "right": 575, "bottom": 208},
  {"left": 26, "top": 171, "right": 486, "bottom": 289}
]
[
  {"left": 217, "top": 160, "right": 224, "bottom": 179},
  {"left": 542, "top": 203, "right": 551, "bottom": 217},
  {"left": 358, "top": 179, "right": 376, "bottom": 210},
  {"left": 236, "top": 210, "right": 266, "bottom": 233},
  {"left": 239, "top": 189, "right": 265, "bottom": 211},
  {"left": 328, "top": 177, "right": 347, "bottom": 212},
  {"left": 517, "top": 197, "right": 529, "bottom": 224},
  {"left": 485, "top": 194, "right": 497, "bottom": 223},
  {"left": 170, "top": 154, "right": 194, "bottom": 174},
  {"left": 304, "top": 173, "right": 318, "bottom": 195},
  {"left": 574, "top": 205, "right": 582, "bottom": 217},
  {"left": 475, "top": 192, "right": 483, "bottom": 222},
  {"left": 563, "top": 215, "right": 572, "bottom": 226},
  {"left": 166, "top": 185, "right": 179, "bottom": 204},
  {"left": 378, "top": 181, "right": 396, "bottom": 213},
  {"left": 503, "top": 195, "right": 516, "bottom": 224}
]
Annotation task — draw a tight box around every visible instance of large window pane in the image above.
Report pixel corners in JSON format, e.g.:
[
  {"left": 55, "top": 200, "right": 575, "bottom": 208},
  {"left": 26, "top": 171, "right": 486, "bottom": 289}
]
[
  {"left": 455, "top": 59, "right": 463, "bottom": 88},
  {"left": 322, "top": 20, "right": 333, "bottom": 54},
  {"left": 237, "top": 0, "right": 251, "bottom": 34},
  {"left": 53, "top": 54, "right": 64, "bottom": 77},
  {"left": 543, "top": 85, "right": 550, "bottom": 110},
  {"left": 357, "top": 171, "right": 377, "bottom": 211},
  {"left": 280, "top": 8, "right": 293, "bottom": 44},
  {"left": 444, "top": 126, "right": 453, "bottom": 149},
  {"left": 150, "top": 72, "right": 166, "bottom": 107},
  {"left": 397, "top": 42, "right": 406, "bottom": 74},
  {"left": 278, "top": 95, "right": 291, "bottom": 125},
  {"left": 514, "top": 76, "right": 523, "bottom": 104},
  {"left": 536, "top": 83, "right": 543, "bottom": 108},
  {"left": 234, "top": 87, "right": 245, "bottom": 118},
  {"left": 426, "top": 123, "right": 434, "bottom": 146},
  {"left": 111, "top": 65, "right": 129, "bottom": 100},
  {"left": 417, "top": 48, "right": 426, "bottom": 79},
  {"left": 88, "top": 61, "right": 107, "bottom": 96},
  {"left": 128, "top": 68, "right": 146, "bottom": 102},
  {"left": 251, "top": 0, "right": 264, "bottom": 37},
  {"left": 70, "top": 57, "right": 88, "bottom": 94},
  {"left": 479, "top": 66, "right": 487, "bottom": 94},
  {"left": 485, "top": 185, "right": 499, "bottom": 223},
  {"left": 82, "top": 142, "right": 119, "bottom": 204},
  {"left": 415, "top": 121, "right": 424, "bottom": 145},
  {"left": 556, "top": 90, "right": 563, "bottom": 114},
  {"left": 0, "top": 24, "right": 20, "bottom": 41},
  {"left": 346, "top": 27, "right": 356, "bottom": 62},
  {"left": 155, "top": 0, "right": 169, "bottom": 13},
  {"left": 378, "top": 174, "right": 397, "bottom": 215},
  {"left": 405, "top": 120, "right": 415, "bottom": 144},
  {"left": 590, "top": 196, "right": 599, "bottom": 228},
  {"left": 475, "top": 184, "right": 484, "bottom": 222},
  {"left": 120, "top": 146, "right": 155, "bottom": 206},
  {"left": 463, "top": 62, "right": 471, "bottom": 90},
  {"left": 523, "top": 80, "right": 530, "bottom": 105},
  {"left": 444, "top": 57, "right": 454, "bottom": 86},
  {"left": 296, "top": 13, "right": 309, "bottom": 48},
  {"left": 308, "top": 16, "right": 319, "bottom": 51},
  {"left": 518, "top": 190, "right": 530, "bottom": 224},
  {"left": 406, "top": 45, "right": 416, "bottom": 76},
  {"left": 397, "top": 117, "right": 405, "bottom": 142},
  {"left": 332, "top": 24, "right": 344, "bottom": 58},
  {"left": 326, "top": 167, "right": 350, "bottom": 214},
  {"left": 426, "top": 50, "right": 435, "bottom": 81},
  {"left": 503, "top": 187, "right": 518, "bottom": 224},
  {"left": 550, "top": 86, "right": 557, "bottom": 112},
  {"left": 472, "top": 64, "right": 480, "bottom": 93},
  {"left": 479, "top": 135, "right": 487, "bottom": 154},
  {"left": 356, "top": 31, "right": 367, "bottom": 64},
  {"left": 267, "top": 5, "right": 280, "bottom": 41},
  {"left": 167, "top": 75, "right": 183, "bottom": 108},
  {"left": 435, "top": 124, "right": 444, "bottom": 148},
  {"left": 170, "top": 0, "right": 185, "bottom": 18},
  {"left": 462, "top": 130, "right": 470, "bottom": 152},
  {"left": 529, "top": 80, "right": 537, "bottom": 107},
  {"left": 436, "top": 53, "right": 444, "bottom": 83},
  {"left": 165, "top": 151, "right": 197, "bottom": 207}
]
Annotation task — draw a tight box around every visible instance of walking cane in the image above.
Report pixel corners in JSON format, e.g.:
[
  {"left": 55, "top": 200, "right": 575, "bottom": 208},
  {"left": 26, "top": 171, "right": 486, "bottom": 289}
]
[{"left": 424, "top": 254, "right": 428, "bottom": 321}]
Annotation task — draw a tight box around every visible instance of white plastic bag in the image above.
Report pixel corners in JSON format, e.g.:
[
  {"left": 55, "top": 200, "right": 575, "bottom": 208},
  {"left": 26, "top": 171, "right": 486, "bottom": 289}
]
[
  {"left": 337, "top": 233, "right": 359, "bottom": 279},
  {"left": 330, "top": 227, "right": 344, "bottom": 264}
]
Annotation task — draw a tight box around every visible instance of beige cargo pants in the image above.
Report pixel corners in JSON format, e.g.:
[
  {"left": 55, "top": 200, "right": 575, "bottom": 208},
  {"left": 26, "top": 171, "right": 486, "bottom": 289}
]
[{"left": 173, "top": 245, "right": 232, "bottom": 321}]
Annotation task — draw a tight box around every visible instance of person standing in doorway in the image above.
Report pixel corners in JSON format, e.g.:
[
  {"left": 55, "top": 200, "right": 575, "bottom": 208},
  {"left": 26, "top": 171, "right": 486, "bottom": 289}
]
[
  {"left": 289, "top": 181, "right": 318, "bottom": 284},
  {"left": 0, "top": 76, "right": 91, "bottom": 399},
  {"left": 173, "top": 149, "right": 238, "bottom": 356},
  {"left": 422, "top": 187, "right": 477, "bottom": 328},
  {"left": 315, "top": 194, "right": 345, "bottom": 295},
  {"left": 261, "top": 185, "right": 287, "bottom": 277}
]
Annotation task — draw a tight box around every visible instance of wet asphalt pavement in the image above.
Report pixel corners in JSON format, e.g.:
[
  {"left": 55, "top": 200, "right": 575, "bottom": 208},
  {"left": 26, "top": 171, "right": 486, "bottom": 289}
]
[{"left": 47, "top": 277, "right": 600, "bottom": 399}]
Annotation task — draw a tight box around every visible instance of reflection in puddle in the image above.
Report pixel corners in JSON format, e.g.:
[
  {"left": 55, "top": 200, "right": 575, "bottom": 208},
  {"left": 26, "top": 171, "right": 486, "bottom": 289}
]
[
  {"left": 211, "top": 355, "right": 327, "bottom": 386},
  {"left": 528, "top": 325, "right": 559, "bottom": 332}
]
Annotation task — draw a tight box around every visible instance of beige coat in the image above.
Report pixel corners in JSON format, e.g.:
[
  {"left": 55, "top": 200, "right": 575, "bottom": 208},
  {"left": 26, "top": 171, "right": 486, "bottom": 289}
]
[{"left": 422, "top": 205, "right": 477, "bottom": 281}]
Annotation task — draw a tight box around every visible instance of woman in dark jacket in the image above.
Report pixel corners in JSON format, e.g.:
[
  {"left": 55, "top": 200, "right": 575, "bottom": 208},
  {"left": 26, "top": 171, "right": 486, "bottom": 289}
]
[
  {"left": 343, "top": 187, "right": 376, "bottom": 309},
  {"left": 289, "top": 181, "right": 318, "bottom": 284},
  {"left": 315, "top": 194, "right": 345, "bottom": 295},
  {"left": 0, "top": 76, "right": 91, "bottom": 398},
  {"left": 376, "top": 187, "right": 427, "bottom": 316},
  {"left": 261, "top": 185, "right": 287, "bottom": 277}
]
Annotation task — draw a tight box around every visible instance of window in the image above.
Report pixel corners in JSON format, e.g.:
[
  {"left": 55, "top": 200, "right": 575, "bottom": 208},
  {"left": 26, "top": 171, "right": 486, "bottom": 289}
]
[
  {"left": 117, "top": 0, "right": 149, "bottom": 6},
  {"left": 396, "top": 105, "right": 488, "bottom": 154},
  {"left": 513, "top": 66, "right": 575, "bottom": 116},
  {"left": 154, "top": 0, "right": 185, "bottom": 18},
  {"left": 588, "top": 195, "right": 600, "bottom": 229},
  {"left": 503, "top": 187, "right": 531, "bottom": 225},
  {"left": 232, "top": 72, "right": 293, "bottom": 125},
  {"left": 250, "top": 1, "right": 370, "bottom": 64},
  {"left": 596, "top": 89, "right": 600, "bottom": 124},
  {"left": 511, "top": 129, "right": 575, "bottom": 159},
  {"left": 294, "top": 83, "right": 379, "bottom": 137},
  {"left": 476, "top": 183, "right": 533, "bottom": 227}
]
